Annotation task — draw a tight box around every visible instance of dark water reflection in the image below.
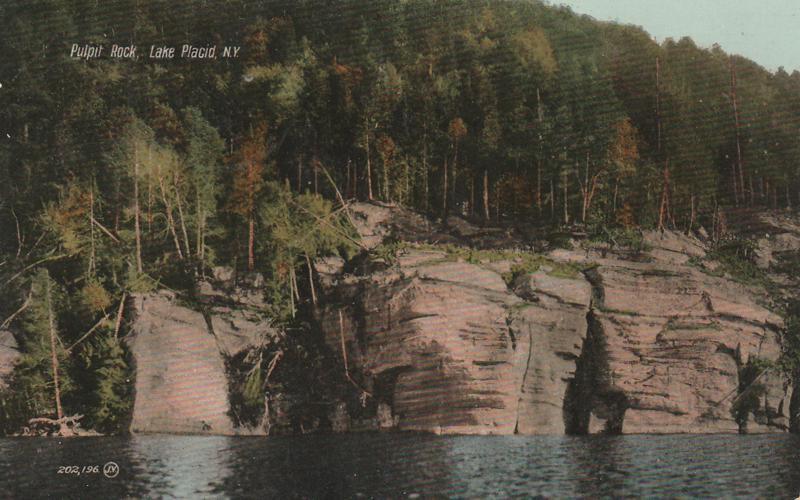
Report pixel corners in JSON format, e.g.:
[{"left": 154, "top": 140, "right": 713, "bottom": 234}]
[{"left": 1, "top": 433, "right": 798, "bottom": 498}]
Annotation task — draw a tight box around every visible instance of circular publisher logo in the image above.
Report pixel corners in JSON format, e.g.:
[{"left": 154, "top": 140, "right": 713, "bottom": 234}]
[{"left": 103, "top": 462, "right": 120, "bottom": 479}]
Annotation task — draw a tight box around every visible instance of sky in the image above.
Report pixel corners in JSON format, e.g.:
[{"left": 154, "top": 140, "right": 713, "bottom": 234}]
[{"left": 555, "top": 0, "right": 800, "bottom": 73}]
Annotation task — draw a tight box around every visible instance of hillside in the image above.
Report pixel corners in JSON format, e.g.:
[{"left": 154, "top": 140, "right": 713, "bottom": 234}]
[{"left": 1, "top": 0, "right": 800, "bottom": 435}]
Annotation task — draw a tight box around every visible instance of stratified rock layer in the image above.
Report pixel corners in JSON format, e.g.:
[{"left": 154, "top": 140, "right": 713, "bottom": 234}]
[{"left": 316, "top": 203, "right": 795, "bottom": 435}]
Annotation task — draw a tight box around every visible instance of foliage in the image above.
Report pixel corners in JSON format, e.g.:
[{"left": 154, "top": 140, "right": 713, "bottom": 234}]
[
  {"left": 731, "top": 356, "right": 773, "bottom": 429},
  {"left": 706, "top": 238, "right": 770, "bottom": 287}
]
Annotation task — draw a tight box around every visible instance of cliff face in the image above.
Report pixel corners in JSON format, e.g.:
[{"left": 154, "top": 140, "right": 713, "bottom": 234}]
[
  {"left": 316, "top": 203, "right": 796, "bottom": 435},
  {"left": 126, "top": 272, "right": 274, "bottom": 435},
  {"left": 122, "top": 202, "right": 798, "bottom": 436}
]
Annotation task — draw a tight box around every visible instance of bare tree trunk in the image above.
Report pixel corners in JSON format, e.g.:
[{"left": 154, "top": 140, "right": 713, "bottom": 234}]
[
  {"left": 297, "top": 157, "right": 303, "bottom": 192},
  {"left": 442, "top": 157, "right": 448, "bottom": 217},
  {"left": 89, "top": 185, "right": 96, "bottom": 275},
  {"left": 658, "top": 159, "right": 671, "bottom": 232},
  {"left": 495, "top": 183, "right": 500, "bottom": 220},
  {"left": 536, "top": 159, "right": 542, "bottom": 214},
  {"left": 731, "top": 58, "right": 746, "bottom": 203},
  {"left": 403, "top": 160, "right": 409, "bottom": 205},
  {"left": 11, "top": 208, "right": 23, "bottom": 258},
  {"left": 196, "top": 189, "right": 204, "bottom": 267},
  {"left": 352, "top": 158, "right": 358, "bottom": 200},
  {"left": 134, "top": 158, "right": 143, "bottom": 273},
  {"left": 365, "top": 127, "right": 373, "bottom": 201},
  {"left": 689, "top": 193, "right": 696, "bottom": 232},
  {"left": 656, "top": 56, "right": 662, "bottom": 154},
  {"left": 732, "top": 162, "right": 739, "bottom": 206},
  {"left": 423, "top": 130, "right": 429, "bottom": 212},
  {"left": 288, "top": 267, "right": 296, "bottom": 318},
  {"left": 147, "top": 177, "right": 153, "bottom": 236},
  {"left": 346, "top": 160, "right": 351, "bottom": 199},
  {"left": 550, "top": 179, "right": 555, "bottom": 220},
  {"left": 483, "top": 169, "right": 490, "bottom": 221},
  {"left": 314, "top": 158, "right": 319, "bottom": 195},
  {"left": 113, "top": 293, "right": 126, "bottom": 340},
  {"left": 580, "top": 153, "right": 590, "bottom": 222},
  {"left": 46, "top": 278, "right": 63, "bottom": 420},
  {"left": 305, "top": 253, "right": 317, "bottom": 306},
  {"left": 536, "top": 87, "right": 544, "bottom": 214},
  {"left": 246, "top": 162, "right": 258, "bottom": 271},
  {"left": 563, "top": 168, "right": 569, "bottom": 224},
  {"left": 174, "top": 174, "right": 191, "bottom": 258},
  {"left": 451, "top": 141, "right": 459, "bottom": 208},
  {"left": 383, "top": 155, "right": 390, "bottom": 202},
  {"left": 786, "top": 180, "right": 792, "bottom": 209},
  {"left": 248, "top": 213, "right": 255, "bottom": 271},
  {"left": 470, "top": 176, "right": 475, "bottom": 217},
  {"left": 158, "top": 177, "right": 184, "bottom": 260}
]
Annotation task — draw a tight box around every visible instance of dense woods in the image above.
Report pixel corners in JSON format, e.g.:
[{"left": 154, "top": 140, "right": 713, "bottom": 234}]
[{"left": 2, "top": 0, "right": 800, "bottom": 433}]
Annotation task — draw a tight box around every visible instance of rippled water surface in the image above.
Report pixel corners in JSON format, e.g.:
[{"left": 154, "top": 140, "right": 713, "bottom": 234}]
[{"left": 1, "top": 433, "right": 799, "bottom": 498}]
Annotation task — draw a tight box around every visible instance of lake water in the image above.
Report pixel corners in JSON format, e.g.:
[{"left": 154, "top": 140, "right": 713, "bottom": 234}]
[{"left": 1, "top": 433, "right": 798, "bottom": 498}]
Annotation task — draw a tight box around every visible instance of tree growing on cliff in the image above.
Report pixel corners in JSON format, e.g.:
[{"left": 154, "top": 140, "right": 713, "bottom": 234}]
[
  {"left": 183, "top": 107, "right": 225, "bottom": 273},
  {"left": 4, "top": 270, "right": 74, "bottom": 426},
  {"left": 258, "top": 182, "right": 358, "bottom": 319},
  {"left": 229, "top": 122, "right": 269, "bottom": 272}
]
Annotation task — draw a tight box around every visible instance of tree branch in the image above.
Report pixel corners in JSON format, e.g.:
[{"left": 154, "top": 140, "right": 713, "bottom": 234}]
[
  {"left": 90, "top": 216, "right": 121, "bottom": 243},
  {"left": 66, "top": 313, "right": 111, "bottom": 353},
  {"left": 0, "top": 289, "right": 32, "bottom": 330}
]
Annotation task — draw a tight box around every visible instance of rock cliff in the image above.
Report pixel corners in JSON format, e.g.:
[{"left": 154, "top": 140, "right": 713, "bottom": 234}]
[
  {"left": 315, "top": 203, "right": 797, "bottom": 435},
  {"left": 126, "top": 271, "right": 275, "bottom": 435},
  {"left": 122, "top": 202, "right": 798, "bottom": 436}
]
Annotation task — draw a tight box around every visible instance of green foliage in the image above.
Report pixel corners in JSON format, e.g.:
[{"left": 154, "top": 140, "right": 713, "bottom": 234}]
[
  {"left": 731, "top": 356, "right": 774, "bottom": 428},
  {"left": 75, "top": 333, "right": 133, "bottom": 434},
  {"left": 706, "top": 238, "right": 770, "bottom": 287},
  {"left": 2, "top": 270, "right": 75, "bottom": 431},
  {"left": 780, "top": 298, "right": 800, "bottom": 377},
  {"left": 257, "top": 182, "right": 358, "bottom": 322}
]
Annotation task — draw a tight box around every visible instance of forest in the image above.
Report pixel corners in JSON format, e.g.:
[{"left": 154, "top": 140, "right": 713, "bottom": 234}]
[{"left": 2, "top": 0, "right": 800, "bottom": 434}]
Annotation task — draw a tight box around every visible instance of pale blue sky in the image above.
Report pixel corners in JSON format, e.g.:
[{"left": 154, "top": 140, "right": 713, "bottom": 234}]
[{"left": 555, "top": 1, "right": 800, "bottom": 72}]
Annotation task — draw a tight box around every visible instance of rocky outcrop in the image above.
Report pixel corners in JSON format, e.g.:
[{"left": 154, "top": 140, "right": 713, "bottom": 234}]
[
  {"left": 126, "top": 272, "right": 275, "bottom": 435},
  {"left": 315, "top": 203, "right": 796, "bottom": 435},
  {"left": 319, "top": 253, "right": 527, "bottom": 434},
  {"left": 753, "top": 211, "right": 800, "bottom": 269},
  {"left": 573, "top": 259, "right": 790, "bottom": 434},
  {"left": 120, "top": 202, "right": 797, "bottom": 436},
  {"left": 0, "top": 330, "right": 19, "bottom": 390}
]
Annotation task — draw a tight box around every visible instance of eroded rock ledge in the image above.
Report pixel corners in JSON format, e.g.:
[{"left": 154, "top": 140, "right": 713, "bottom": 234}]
[
  {"left": 118, "top": 202, "right": 798, "bottom": 436},
  {"left": 315, "top": 203, "right": 796, "bottom": 435}
]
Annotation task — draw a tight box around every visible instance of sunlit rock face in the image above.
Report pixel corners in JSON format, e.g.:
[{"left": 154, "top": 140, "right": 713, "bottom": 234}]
[
  {"left": 127, "top": 291, "right": 235, "bottom": 435},
  {"left": 316, "top": 203, "right": 794, "bottom": 435},
  {"left": 571, "top": 260, "right": 790, "bottom": 435},
  {"left": 127, "top": 273, "right": 275, "bottom": 436}
]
